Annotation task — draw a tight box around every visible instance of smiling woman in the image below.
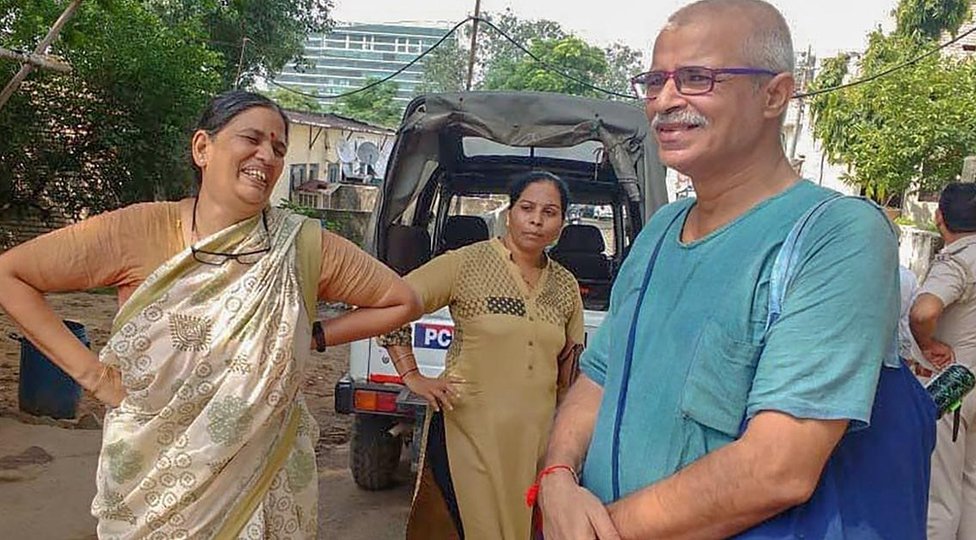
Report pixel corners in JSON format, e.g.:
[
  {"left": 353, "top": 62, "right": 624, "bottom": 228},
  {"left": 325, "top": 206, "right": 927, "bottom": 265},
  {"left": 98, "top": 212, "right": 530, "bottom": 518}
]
[
  {"left": 0, "top": 90, "right": 423, "bottom": 538},
  {"left": 189, "top": 93, "right": 291, "bottom": 223}
]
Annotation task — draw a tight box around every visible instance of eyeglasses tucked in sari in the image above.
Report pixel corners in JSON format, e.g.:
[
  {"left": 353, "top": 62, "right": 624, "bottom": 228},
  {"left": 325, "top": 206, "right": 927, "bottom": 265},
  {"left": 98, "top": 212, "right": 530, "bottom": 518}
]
[
  {"left": 190, "top": 197, "right": 270, "bottom": 265},
  {"left": 630, "top": 66, "right": 779, "bottom": 100}
]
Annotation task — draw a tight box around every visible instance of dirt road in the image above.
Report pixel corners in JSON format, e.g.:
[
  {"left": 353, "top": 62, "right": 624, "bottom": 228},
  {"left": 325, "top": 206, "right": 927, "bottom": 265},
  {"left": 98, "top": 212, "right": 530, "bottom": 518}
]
[{"left": 0, "top": 292, "right": 412, "bottom": 538}]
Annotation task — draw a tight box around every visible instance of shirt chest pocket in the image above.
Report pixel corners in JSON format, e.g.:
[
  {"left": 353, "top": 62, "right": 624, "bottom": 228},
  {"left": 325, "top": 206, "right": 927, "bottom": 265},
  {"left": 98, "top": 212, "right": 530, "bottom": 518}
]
[{"left": 679, "top": 318, "right": 762, "bottom": 437}]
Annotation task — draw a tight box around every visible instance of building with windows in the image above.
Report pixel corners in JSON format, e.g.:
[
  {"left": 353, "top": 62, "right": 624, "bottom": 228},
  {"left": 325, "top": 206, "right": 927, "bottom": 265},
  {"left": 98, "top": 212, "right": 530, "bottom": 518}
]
[
  {"left": 271, "top": 109, "right": 394, "bottom": 211},
  {"left": 275, "top": 23, "right": 450, "bottom": 105}
]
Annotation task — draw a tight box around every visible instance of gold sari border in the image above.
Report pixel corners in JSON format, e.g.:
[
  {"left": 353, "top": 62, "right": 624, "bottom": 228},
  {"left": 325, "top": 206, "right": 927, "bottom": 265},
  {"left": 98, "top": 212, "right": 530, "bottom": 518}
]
[{"left": 214, "top": 405, "right": 302, "bottom": 540}]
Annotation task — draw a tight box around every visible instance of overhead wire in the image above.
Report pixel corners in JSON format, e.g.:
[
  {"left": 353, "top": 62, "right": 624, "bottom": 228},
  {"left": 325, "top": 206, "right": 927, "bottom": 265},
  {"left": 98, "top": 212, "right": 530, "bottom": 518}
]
[
  {"left": 262, "top": 14, "right": 976, "bottom": 102},
  {"left": 795, "top": 25, "right": 976, "bottom": 99},
  {"left": 470, "top": 17, "right": 636, "bottom": 99}
]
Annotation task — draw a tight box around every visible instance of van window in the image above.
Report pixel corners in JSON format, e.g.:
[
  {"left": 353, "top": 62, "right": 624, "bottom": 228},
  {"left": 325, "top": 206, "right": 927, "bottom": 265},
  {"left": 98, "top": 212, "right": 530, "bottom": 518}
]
[
  {"left": 448, "top": 194, "right": 508, "bottom": 238},
  {"left": 565, "top": 204, "right": 616, "bottom": 256},
  {"left": 461, "top": 137, "right": 604, "bottom": 163}
]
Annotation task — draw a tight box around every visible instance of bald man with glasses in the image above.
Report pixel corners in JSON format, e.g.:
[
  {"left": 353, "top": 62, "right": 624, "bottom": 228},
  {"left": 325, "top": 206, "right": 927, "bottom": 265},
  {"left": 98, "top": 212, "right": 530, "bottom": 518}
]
[{"left": 532, "top": 1, "right": 935, "bottom": 539}]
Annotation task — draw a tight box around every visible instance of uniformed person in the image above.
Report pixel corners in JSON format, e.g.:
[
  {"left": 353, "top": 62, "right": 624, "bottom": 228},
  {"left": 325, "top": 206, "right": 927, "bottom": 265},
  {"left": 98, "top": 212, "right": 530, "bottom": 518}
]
[{"left": 911, "top": 182, "right": 976, "bottom": 540}]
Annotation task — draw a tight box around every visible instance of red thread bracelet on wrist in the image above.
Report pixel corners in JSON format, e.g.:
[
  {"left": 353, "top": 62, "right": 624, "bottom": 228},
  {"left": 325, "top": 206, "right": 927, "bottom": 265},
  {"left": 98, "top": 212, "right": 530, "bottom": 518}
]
[
  {"left": 401, "top": 366, "right": 419, "bottom": 378},
  {"left": 525, "top": 464, "right": 578, "bottom": 508}
]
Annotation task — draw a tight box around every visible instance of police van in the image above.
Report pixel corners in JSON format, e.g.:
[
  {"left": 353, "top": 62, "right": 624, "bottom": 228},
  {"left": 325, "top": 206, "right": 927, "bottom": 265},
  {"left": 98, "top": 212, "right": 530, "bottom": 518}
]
[{"left": 334, "top": 91, "right": 669, "bottom": 490}]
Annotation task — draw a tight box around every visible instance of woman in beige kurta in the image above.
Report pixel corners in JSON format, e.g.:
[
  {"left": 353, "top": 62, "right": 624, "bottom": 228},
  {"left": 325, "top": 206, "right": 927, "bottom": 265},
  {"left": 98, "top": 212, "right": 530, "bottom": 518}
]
[
  {"left": 382, "top": 172, "right": 585, "bottom": 540},
  {"left": 0, "top": 90, "right": 421, "bottom": 539}
]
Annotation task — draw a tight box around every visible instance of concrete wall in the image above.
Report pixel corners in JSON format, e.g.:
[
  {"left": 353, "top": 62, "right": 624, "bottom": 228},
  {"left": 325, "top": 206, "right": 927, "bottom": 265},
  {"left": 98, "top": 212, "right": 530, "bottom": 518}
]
[
  {"left": 331, "top": 185, "right": 379, "bottom": 212},
  {"left": 316, "top": 209, "right": 372, "bottom": 246},
  {"left": 783, "top": 104, "right": 856, "bottom": 196},
  {"left": 900, "top": 226, "right": 944, "bottom": 281},
  {"left": 903, "top": 191, "right": 939, "bottom": 229},
  {"left": 273, "top": 122, "right": 321, "bottom": 205},
  {"left": 0, "top": 211, "right": 75, "bottom": 252}
]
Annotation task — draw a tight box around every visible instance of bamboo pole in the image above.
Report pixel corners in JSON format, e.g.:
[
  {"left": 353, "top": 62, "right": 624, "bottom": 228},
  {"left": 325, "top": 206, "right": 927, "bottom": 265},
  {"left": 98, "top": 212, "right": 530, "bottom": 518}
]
[
  {"left": 0, "top": 47, "right": 72, "bottom": 73},
  {"left": 0, "top": 0, "right": 84, "bottom": 110}
]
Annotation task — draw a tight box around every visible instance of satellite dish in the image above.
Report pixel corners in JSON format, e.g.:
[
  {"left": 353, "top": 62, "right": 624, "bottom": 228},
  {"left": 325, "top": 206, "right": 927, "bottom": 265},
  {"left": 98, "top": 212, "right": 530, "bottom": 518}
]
[
  {"left": 356, "top": 141, "right": 380, "bottom": 166},
  {"left": 337, "top": 141, "right": 356, "bottom": 163}
]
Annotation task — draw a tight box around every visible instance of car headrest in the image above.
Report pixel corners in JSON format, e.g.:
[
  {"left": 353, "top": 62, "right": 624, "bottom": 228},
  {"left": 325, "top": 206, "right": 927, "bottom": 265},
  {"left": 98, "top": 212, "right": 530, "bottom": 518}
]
[
  {"left": 387, "top": 224, "right": 431, "bottom": 275},
  {"left": 554, "top": 224, "right": 606, "bottom": 254},
  {"left": 441, "top": 215, "right": 490, "bottom": 253}
]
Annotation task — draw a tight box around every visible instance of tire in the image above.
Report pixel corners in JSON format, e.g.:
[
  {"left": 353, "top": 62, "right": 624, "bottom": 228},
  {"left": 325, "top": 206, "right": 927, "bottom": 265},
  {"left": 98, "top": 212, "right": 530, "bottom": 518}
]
[{"left": 350, "top": 414, "right": 403, "bottom": 490}]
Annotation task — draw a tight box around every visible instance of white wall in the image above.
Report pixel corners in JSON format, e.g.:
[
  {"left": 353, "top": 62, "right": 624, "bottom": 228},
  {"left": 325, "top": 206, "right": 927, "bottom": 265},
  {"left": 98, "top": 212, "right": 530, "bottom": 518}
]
[{"left": 785, "top": 104, "right": 856, "bottom": 196}]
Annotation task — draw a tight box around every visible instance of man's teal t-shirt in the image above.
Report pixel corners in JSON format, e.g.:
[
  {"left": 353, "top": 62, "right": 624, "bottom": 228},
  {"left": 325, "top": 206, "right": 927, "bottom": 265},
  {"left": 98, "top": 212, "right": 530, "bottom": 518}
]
[{"left": 580, "top": 180, "right": 899, "bottom": 503}]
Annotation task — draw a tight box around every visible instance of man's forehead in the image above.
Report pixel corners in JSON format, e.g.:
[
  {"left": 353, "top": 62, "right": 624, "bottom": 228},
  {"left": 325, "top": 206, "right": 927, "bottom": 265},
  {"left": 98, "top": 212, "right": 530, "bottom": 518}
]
[{"left": 651, "top": 18, "right": 747, "bottom": 65}]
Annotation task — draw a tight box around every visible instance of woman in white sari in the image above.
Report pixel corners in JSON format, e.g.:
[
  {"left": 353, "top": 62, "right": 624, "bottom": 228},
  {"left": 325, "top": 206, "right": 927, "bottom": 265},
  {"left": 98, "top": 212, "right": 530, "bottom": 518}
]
[{"left": 0, "top": 90, "right": 422, "bottom": 539}]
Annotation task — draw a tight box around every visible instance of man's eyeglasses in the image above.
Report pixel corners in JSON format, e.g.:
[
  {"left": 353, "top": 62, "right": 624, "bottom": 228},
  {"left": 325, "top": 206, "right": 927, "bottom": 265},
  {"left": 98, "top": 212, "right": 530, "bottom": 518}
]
[
  {"left": 630, "top": 66, "right": 779, "bottom": 100},
  {"left": 190, "top": 198, "right": 271, "bottom": 266}
]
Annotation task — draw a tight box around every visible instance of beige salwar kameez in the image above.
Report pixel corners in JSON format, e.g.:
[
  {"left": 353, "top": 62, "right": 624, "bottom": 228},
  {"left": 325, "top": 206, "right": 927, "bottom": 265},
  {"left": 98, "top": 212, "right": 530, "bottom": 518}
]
[{"left": 386, "top": 238, "right": 584, "bottom": 540}]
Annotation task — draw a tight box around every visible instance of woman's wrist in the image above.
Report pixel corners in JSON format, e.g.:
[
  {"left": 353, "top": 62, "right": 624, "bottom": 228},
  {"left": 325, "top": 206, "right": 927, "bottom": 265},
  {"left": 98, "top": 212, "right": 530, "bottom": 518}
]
[
  {"left": 76, "top": 361, "right": 105, "bottom": 391},
  {"left": 390, "top": 351, "right": 418, "bottom": 371}
]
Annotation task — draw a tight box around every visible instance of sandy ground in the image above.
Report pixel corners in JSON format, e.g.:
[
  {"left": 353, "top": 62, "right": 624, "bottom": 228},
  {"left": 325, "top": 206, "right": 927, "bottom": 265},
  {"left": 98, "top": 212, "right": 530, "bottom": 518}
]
[{"left": 0, "top": 292, "right": 411, "bottom": 539}]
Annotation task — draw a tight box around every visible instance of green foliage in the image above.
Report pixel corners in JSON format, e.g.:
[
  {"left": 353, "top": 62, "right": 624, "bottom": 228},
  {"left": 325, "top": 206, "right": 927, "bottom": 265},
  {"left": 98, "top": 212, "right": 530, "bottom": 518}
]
[
  {"left": 893, "top": 215, "right": 916, "bottom": 226},
  {"left": 332, "top": 77, "right": 401, "bottom": 127},
  {"left": 277, "top": 198, "right": 318, "bottom": 217},
  {"left": 264, "top": 87, "right": 323, "bottom": 112},
  {"left": 276, "top": 199, "right": 343, "bottom": 233},
  {"left": 145, "top": 0, "right": 334, "bottom": 88},
  {"left": 599, "top": 42, "right": 645, "bottom": 99},
  {"left": 482, "top": 35, "right": 609, "bottom": 97},
  {"left": 477, "top": 9, "right": 567, "bottom": 91},
  {"left": 419, "top": 10, "right": 641, "bottom": 99},
  {"left": 0, "top": 0, "right": 222, "bottom": 219},
  {"left": 809, "top": 1, "right": 976, "bottom": 205},
  {"left": 0, "top": 0, "right": 334, "bottom": 222},
  {"left": 894, "top": 0, "right": 972, "bottom": 41},
  {"left": 417, "top": 34, "right": 466, "bottom": 93}
]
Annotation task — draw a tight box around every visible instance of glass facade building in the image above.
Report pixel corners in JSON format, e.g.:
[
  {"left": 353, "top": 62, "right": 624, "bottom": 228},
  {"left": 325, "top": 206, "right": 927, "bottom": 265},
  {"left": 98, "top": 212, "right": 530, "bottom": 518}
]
[{"left": 276, "top": 23, "right": 450, "bottom": 105}]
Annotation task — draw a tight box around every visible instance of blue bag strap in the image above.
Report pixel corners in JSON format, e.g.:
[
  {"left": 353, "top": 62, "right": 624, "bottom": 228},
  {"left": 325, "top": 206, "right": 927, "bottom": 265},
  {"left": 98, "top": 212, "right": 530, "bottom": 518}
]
[
  {"left": 611, "top": 207, "right": 686, "bottom": 500},
  {"left": 766, "top": 195, "right": 900, "bottom": 367},
  {"left": 766, "top": 194, "right": 843, "bottom": 332}
]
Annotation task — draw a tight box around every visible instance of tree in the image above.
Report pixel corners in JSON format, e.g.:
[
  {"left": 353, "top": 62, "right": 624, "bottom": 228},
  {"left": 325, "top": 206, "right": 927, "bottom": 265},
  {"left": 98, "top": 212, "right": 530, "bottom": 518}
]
[
  {"left": 145, "top": 0, "right": 334, "bottom": 88},
  {"left": 418, "top": 10, "right": 642, "bottom": 99},
  {"left": 808, "top": 0, "right": 976, "bottom": 204},
  {"left": 417, "top": 34, "right": 466, "bottom": 94},
  {"left": 482, "top": 36, "right": 609, "bottom": 97},
  {"left": 0, "top": 0, "right": 337, "bottom": 225},
  {"left": 895, "top": 0, "right": 972, "bottom": 41},
  {"left": 265, "top": 86, "right": 323, "bottom": 112},
  {"left": 0, "top": 0, "right": 222, "bottom": 220},
  {"left": 599, "top": 43, "right": 645, "bottom": 99},
  {"left": 477, "top": 9, "right": 567, "bottom": 91},
  {"left": 332, "top": 77, "right": 401, "bottom": 127}
]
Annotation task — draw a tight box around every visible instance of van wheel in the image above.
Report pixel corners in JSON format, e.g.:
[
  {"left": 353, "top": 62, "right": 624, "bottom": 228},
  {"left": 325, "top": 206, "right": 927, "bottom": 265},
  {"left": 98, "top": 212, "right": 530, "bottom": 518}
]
[{"left": 350, "top": 414, "right": 402, "bottom": 490}]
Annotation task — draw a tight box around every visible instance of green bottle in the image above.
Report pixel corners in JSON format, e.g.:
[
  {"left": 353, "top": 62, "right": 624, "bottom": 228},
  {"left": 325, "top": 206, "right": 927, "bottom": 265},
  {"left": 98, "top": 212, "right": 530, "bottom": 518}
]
[{"left": 926, "top": 364, "right": 976, "bottom": 419}]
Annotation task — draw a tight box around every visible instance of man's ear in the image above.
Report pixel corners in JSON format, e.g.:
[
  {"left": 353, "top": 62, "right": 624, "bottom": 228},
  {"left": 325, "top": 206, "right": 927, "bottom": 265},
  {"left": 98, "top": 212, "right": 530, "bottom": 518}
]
[{"left": 763, "top": 72, "right": 795, "bottom": 121}]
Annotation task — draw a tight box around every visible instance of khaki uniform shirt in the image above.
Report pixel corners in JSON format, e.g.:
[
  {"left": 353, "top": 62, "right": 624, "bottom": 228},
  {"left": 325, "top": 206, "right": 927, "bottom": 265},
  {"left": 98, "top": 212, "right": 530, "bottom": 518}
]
[{"left": 919, "top": 234, "right": 976, "bottom": 367}]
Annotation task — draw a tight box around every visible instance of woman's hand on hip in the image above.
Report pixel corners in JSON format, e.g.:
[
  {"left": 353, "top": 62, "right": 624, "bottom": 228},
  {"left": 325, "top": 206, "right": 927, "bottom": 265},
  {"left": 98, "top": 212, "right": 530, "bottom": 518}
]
[
  {"left": 84, "top": 365, "right": 127, "bottom": 407},
  {"left": 402, "top": 372, "right": 462, "bottom": 412}
]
